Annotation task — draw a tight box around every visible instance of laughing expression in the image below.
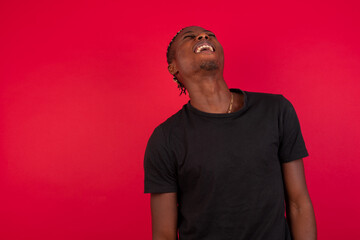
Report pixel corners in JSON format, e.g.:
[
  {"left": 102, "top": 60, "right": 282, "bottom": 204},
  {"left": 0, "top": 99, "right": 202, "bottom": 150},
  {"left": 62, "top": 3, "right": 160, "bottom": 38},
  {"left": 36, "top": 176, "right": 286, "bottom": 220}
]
[
  {"left": 194, "top": 41, "right": 215, "bottom": 54},
  {"left": 169, "top": 26, "right": 224, "bottom": 76}
]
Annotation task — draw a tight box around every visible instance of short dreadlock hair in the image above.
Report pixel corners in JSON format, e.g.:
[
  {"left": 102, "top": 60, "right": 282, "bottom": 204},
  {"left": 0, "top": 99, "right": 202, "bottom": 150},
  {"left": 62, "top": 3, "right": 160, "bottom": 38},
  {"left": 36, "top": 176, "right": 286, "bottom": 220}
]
[
  {"left": 166, "top": 27, "right": 187, "bottom": 95},
  {"left": 166, "top": 28, "right": 185, "bottom": 64}
]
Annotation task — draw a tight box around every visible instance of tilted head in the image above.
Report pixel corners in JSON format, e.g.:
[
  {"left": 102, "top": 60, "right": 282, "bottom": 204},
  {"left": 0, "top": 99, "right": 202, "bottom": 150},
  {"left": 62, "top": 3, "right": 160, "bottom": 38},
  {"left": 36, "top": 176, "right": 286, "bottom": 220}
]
[{"left": 166, "top": 26, "right": 224, "bottom": 95}]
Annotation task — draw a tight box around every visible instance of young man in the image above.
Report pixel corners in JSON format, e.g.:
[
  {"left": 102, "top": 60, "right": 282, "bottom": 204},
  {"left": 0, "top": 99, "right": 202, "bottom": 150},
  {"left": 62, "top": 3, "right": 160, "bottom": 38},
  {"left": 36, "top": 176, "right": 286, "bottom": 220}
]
[{"left": 144, "top": 26, "right": 316, "bottom": 240}]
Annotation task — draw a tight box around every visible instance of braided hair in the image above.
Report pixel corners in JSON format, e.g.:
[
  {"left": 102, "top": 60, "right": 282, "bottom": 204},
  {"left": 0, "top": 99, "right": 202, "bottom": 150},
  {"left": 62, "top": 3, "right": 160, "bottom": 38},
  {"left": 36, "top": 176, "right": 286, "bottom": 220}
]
[{"left": 166, "top": 28, "right": 187, "bottom": 95}]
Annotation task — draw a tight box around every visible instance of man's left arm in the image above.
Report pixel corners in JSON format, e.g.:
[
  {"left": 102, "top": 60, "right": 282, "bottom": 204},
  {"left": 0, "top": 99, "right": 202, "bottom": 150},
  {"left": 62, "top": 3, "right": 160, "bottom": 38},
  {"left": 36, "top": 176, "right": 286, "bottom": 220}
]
[{"left": 282, "top": 158, "right": 317, "bottom": 240}]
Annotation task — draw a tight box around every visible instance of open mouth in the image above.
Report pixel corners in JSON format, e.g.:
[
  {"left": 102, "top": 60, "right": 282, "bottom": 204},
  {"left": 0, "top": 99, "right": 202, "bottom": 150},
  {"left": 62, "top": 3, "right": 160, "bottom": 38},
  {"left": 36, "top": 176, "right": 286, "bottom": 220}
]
[{"left": 193, "top": 41, "right": 215, "bottom": 54}]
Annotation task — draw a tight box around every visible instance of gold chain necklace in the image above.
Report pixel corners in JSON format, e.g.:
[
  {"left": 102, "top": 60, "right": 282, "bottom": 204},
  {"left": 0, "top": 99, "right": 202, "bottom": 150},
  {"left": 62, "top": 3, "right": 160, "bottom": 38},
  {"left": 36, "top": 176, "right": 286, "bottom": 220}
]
[{"left": 227, "top": 92, "right": 233, "bottom": 113}]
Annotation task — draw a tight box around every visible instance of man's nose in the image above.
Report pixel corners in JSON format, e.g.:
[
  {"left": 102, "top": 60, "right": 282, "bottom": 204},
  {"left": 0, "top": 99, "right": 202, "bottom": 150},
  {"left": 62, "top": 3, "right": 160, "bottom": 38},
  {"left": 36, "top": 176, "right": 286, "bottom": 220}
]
[{"left": 197, "top": 33, "right": 209, "bottom": 41}]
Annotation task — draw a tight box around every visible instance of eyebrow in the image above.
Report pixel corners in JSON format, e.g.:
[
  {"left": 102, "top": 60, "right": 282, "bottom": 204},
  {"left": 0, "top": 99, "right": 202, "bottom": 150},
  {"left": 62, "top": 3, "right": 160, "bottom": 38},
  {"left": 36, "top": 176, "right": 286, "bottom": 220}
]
[
  {"left": 182, "top": 31, "right": 194, "bottom": 35},
  {"left": 182, "top": 30, "right": 214, "bottom": 36}
]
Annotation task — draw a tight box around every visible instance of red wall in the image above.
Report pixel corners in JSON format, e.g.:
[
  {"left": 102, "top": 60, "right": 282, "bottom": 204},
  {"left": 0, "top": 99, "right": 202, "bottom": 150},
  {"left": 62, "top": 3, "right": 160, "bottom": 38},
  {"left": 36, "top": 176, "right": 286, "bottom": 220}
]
[{"left": 1, "top": 0, "right": 359, "bottom": 239}]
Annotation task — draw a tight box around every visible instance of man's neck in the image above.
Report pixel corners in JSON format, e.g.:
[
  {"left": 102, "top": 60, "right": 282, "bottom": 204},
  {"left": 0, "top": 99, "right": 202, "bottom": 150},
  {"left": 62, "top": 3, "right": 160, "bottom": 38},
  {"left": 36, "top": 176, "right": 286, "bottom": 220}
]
[{"left": 186, "top": 74, "right": 232, "bottom": 114}]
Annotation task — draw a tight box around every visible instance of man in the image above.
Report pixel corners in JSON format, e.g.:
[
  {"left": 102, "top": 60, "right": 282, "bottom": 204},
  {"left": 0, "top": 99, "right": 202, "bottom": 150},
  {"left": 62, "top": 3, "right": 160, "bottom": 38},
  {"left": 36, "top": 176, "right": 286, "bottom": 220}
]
[{"left": 144, "top": 26, "right": 316, "bottom": 240}]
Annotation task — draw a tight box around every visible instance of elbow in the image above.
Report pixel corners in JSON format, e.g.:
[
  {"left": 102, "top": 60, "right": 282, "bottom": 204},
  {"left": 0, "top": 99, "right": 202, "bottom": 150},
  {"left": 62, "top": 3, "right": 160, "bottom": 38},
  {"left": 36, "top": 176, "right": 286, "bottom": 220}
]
[{"left": 287, "top": 195, "right": 314, "bottom": 216}]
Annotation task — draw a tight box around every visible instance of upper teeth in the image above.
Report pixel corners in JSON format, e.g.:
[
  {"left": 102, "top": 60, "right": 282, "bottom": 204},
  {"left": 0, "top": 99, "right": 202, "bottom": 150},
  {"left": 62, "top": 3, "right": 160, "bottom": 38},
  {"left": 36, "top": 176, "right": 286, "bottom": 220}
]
[{"left": 196, "top": 44, "right": 214, "bottom": 53}]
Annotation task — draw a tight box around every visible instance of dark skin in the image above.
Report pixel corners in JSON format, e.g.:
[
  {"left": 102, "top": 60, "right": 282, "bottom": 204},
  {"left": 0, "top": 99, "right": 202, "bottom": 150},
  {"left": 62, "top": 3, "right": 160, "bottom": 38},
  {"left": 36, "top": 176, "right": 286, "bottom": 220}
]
[
  {"left": 151, "top": 26, "right": 317, "bottom": 240},
  {"left": 168, "top": 26, "right": 243, "bottom": 113}
]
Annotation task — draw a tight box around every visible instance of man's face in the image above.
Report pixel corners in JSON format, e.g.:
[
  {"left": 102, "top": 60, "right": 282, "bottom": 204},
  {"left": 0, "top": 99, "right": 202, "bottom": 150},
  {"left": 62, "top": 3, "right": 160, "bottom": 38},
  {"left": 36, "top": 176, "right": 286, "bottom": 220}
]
[{"left": 169, "top": 26, "right": 224, "bottom": 78}]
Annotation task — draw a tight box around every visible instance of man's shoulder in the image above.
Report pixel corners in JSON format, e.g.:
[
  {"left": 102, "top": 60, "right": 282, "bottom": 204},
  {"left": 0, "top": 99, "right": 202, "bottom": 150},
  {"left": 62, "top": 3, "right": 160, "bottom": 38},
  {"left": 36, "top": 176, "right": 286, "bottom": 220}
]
[
  {"left": 155, "top": 104, "right": 187, "bottom": 134},
  {"left": 244, "top": 90, "right": 286, "bottom": 107},
  {"left": 244, "top": 90, "right": 298, "bottom": 116},
  {"left": 245, "top": 90, "right": 284, "bottom": 101}
]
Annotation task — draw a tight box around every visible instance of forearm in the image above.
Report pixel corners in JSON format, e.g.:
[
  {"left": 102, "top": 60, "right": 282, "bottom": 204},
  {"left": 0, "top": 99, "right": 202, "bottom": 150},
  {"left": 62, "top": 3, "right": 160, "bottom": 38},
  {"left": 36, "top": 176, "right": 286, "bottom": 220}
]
[
  {"left": 153, "top": 237, "right": 177, "bottom": 240},
  {"left": 152, "top": 226, "right": 178, "bottom": 240},
  {"left": 286, "top": 200, "right": 317, "bottom": 240},
  {"left": 152, "top": 232, "right": 177, "bottom": 240}
]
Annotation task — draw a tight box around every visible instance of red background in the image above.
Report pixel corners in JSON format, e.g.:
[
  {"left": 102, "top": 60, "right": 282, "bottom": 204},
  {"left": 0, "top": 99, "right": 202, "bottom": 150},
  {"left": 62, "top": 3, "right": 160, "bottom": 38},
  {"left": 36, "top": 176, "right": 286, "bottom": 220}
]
[{"left": 1, "top": 0, "right": 359, "bottom": 239}]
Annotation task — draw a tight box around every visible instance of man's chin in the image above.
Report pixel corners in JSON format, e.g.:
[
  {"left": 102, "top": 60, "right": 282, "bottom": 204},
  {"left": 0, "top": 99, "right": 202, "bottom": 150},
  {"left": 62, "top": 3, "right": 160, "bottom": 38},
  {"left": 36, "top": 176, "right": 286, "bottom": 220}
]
[{"left": 199, "top": 61, "right": 219, "bottom": 71}]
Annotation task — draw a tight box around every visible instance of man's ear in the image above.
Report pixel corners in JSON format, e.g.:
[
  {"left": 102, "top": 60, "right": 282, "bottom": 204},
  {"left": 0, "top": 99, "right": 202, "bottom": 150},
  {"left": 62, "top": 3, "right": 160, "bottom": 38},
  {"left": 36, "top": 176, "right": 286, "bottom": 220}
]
[{"left": 168, "top": 63, "right": 178, "bottom": 75}]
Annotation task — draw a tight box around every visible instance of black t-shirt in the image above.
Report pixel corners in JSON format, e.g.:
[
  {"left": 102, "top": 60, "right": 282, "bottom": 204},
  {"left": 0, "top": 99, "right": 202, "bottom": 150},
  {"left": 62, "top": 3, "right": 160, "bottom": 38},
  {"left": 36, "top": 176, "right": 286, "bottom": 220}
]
[{"left": 144, "top": 89, "right": 309, "bottom": 240}]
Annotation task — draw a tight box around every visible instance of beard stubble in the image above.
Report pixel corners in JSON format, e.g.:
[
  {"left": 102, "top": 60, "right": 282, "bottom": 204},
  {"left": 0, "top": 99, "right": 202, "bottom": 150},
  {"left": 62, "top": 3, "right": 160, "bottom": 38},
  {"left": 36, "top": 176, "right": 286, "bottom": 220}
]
[{"left": 199, "top": 60, "right": 219, "bottom": 71}]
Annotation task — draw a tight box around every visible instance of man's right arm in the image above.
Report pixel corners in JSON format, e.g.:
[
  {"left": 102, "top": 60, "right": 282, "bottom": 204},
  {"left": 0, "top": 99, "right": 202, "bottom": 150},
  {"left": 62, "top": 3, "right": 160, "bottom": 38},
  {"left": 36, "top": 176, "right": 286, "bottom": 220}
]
[{"left": 150, "top": 192, "right": 178, "bottom": 240}]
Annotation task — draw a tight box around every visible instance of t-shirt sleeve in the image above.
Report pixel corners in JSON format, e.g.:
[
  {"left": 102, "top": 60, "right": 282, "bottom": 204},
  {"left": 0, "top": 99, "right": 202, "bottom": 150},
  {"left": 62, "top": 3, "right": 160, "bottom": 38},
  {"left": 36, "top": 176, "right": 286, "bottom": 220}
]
[
  {"left": 278, "top": 96, "right": 309, "bottom": 163},
  {"left": 143, "top": 125, "right": 178, "bottom": 193}
]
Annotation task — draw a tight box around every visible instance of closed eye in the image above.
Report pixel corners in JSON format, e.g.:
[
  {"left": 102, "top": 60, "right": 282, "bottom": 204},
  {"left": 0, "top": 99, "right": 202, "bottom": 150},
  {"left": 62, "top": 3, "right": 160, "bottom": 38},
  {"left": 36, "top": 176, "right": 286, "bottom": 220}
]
[{"left": 184, "top": 35, "right": 196, "bottom": 39}]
